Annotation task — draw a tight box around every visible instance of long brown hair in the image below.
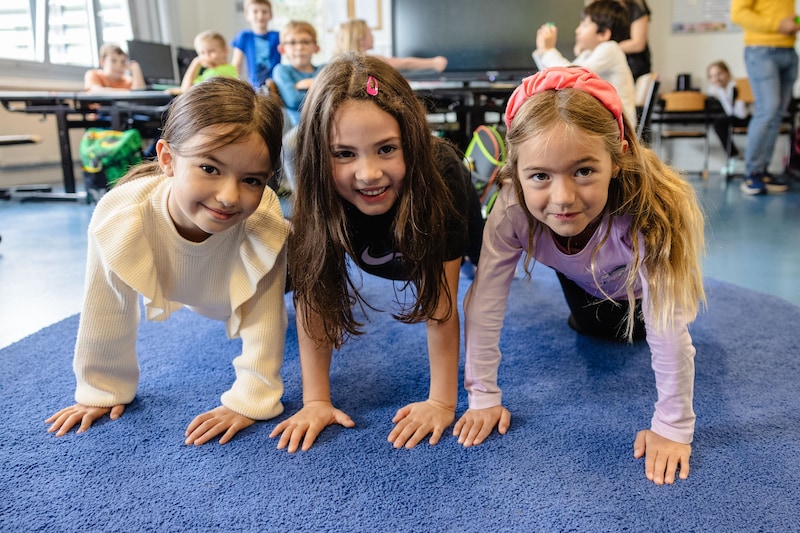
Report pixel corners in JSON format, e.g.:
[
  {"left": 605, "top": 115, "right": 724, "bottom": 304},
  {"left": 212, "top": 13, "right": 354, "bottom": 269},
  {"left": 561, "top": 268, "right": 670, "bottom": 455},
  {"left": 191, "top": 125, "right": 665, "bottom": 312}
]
[
  {"left": 289, "top": 52, "right": 460, "bottom": 348},
  {"left": 502, "top": 88, "right": 705, "bottom": 339}
]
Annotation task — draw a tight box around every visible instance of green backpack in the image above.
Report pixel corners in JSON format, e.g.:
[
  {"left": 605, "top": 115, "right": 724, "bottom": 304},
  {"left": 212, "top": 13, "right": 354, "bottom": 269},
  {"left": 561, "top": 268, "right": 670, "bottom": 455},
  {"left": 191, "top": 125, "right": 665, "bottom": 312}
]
[
  {"left": 463, "top": 124, "right": 506, "bottom": 216},
  {"left": 80, "top": 128, "right": 143, "bottom": 202}
]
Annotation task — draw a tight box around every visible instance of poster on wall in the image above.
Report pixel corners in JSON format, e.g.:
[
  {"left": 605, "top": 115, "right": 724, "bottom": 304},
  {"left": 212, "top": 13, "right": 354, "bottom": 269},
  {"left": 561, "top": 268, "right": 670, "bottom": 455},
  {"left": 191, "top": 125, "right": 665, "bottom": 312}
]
[{"left": 672, "top": 0, "right": 740, "bottom": 33}]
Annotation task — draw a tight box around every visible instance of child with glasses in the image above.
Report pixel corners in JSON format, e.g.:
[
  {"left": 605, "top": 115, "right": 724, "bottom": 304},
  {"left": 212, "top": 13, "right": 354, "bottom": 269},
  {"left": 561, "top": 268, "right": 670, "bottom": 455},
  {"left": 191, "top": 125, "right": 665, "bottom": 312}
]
[{"left": 272, "top": 21, "right": 324, "bottom": 192}]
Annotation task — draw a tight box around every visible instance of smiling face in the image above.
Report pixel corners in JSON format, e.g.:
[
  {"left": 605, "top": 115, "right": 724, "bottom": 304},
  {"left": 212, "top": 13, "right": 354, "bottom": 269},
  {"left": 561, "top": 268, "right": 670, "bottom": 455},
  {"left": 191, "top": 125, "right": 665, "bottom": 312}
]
[
  {"left": 516, "top": 124, "right": 624, "bottom": 238},
  {"left": 707, "top": 64, "right": 731, "bottom": 88},
  {"left": 157, "top": 129, "right": 272, "bottom": 242},
  {"left": 330, "top": 99, "right": 406, "bottom": 216}
]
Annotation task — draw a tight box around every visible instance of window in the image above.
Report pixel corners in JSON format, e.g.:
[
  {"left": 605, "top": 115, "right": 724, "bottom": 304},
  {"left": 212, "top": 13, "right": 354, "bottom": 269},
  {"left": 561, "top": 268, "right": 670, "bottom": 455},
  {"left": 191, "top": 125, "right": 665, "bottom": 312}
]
[
  {"left": 0, "top": 0, "right": 132, "bottom": 73},
  {"left": 0, "top": 0, "right": 35, "bottom": 62}
]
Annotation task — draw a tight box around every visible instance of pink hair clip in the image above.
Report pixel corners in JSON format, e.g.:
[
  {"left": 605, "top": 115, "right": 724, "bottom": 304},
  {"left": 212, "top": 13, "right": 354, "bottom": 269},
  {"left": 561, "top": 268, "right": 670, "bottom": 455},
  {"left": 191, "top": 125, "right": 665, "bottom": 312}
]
[{"left": 366, "top": 75, "right": 379, "bottom": 96}]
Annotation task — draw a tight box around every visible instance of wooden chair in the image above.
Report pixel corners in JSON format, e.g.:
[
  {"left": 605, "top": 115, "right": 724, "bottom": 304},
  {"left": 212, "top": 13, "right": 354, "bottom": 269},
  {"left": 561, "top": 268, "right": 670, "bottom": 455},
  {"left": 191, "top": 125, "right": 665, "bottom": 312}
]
[{"left": 654, "top": 90, "right": 710, "bottom": 179}]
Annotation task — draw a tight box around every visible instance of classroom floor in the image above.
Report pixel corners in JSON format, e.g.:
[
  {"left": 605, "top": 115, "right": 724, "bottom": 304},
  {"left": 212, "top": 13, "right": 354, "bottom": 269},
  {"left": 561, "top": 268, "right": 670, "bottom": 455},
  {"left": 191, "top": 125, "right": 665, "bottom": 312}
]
[{"left": 1, "top": 168, "right": 799, "bottom": 349}]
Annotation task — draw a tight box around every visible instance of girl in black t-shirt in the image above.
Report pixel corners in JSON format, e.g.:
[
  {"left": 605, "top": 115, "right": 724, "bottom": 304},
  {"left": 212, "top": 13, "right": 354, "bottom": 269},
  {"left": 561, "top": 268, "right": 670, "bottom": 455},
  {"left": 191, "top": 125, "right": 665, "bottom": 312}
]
[{"left": 271, "top": 52, "right": 483, "bottom": 452}]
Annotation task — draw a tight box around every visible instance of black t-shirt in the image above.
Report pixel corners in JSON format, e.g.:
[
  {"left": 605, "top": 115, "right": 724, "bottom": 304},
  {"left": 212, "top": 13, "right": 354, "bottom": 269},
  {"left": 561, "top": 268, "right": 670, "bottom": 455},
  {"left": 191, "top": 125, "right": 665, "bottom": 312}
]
[
  {"left": 626, "top": 0, "right": 652, "bottom": 81},
  {"left": 343, "top": 138, "right": 478, "bottom": 281}
]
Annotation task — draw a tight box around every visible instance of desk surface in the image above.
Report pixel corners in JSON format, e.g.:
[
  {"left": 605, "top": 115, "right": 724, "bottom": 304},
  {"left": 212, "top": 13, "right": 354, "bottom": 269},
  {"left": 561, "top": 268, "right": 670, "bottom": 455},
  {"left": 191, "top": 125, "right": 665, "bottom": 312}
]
[
  {"left": 0, "top": 90, "right": 173, "bottom": 107},
  {"left": 75, "top": 90, "right": 174, "bottom": 105}
]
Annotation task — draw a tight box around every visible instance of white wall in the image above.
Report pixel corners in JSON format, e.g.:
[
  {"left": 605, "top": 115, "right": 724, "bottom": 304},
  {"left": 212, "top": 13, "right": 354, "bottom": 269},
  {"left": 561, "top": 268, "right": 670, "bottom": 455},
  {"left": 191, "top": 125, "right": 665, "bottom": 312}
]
[{"left": 1, "top": 0, "right": 798, "bottom": 176}]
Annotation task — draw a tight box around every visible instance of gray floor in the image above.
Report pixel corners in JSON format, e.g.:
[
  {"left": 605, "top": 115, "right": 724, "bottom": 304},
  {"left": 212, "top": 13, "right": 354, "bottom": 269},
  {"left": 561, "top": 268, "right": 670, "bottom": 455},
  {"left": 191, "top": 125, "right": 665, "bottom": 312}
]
[{"left": 1, "top": 169, "right": 799, "bottom": 349}]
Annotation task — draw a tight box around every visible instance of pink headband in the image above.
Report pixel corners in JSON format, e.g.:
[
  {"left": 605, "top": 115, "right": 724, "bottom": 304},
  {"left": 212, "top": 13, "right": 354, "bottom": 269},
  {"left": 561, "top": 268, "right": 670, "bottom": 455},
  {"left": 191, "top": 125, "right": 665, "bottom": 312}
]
[{"left": 504, "top": 66, "right": 625, "bottom": 139}]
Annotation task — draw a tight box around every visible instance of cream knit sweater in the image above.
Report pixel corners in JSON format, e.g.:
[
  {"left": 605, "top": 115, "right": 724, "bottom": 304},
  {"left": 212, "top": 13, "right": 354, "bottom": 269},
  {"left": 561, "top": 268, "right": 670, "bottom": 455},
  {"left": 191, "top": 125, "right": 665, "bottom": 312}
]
[{"left": 73, "top": 174, "right": 289, "bottom": 420}]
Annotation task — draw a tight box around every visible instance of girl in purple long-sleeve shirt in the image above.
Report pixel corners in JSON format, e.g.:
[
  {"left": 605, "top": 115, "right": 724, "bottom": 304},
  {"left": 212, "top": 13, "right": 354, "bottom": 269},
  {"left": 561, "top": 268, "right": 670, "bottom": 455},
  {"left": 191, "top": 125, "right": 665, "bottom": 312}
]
[{"left": 454, "top": 67, "right": 706, "bottom": 486}]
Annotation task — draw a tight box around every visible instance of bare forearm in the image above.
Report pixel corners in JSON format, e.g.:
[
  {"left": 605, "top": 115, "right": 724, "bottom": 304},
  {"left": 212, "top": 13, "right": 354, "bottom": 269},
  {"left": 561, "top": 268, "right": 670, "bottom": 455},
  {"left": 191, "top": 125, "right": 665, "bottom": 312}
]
[
  {"left": 426, "top": 316, "right": 460, "bottom": 409},
  {"left": 297, "top": 306, "right": 334, "bottom": 404},
  {"left": 619, "top": 17, "right": 649, "bottom": 54},
  {"left": 425, "top": 259, "right": 462, "bottom": 409}
]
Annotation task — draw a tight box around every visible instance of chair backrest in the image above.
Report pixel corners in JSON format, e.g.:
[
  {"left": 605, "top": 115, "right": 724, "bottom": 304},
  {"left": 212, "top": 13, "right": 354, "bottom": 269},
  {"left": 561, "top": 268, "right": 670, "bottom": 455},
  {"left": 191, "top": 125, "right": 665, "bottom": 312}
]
[
  {"left": 661, "top": 91, "right": 706, "bottom": 112},
  {"left": 636, "top": 78, "right": 660, "bottom": 143},
  {"left": 735, "top": 78, "right": 755, "bottom": 104},
  {"left": 634, "top": 72, "right": 658, "bottom": 107}
]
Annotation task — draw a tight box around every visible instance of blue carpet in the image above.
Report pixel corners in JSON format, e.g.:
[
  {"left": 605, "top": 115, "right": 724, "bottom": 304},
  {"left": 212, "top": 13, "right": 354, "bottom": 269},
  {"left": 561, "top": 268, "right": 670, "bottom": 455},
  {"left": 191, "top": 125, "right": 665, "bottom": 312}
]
[{"left": 2, "top": 268, "right": 799, "bottom": 532}]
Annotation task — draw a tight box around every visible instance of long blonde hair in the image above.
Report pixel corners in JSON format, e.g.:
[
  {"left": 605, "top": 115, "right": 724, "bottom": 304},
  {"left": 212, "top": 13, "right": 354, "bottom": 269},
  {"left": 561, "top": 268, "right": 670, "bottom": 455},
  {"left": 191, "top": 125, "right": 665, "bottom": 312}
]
[
  {"left": 333, "top": 19, "right": 369, "bottom": 55},
  {"left": 502, "top": 88, "right": 706, "bottom": 339}
]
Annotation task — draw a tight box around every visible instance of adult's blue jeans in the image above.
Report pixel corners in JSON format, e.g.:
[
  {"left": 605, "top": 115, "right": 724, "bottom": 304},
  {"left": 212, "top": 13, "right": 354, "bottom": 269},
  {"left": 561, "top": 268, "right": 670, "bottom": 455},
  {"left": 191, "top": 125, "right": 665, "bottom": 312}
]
[{"left": 743, "top": 46, "right": 798, "bottom": 175}]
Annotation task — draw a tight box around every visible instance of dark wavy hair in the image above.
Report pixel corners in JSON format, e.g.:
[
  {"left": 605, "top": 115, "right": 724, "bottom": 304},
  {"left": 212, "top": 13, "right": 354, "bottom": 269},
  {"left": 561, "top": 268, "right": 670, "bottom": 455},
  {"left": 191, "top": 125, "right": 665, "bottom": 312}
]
[{"left": 289, "top": 52, "right": 459, "bottom": 348}]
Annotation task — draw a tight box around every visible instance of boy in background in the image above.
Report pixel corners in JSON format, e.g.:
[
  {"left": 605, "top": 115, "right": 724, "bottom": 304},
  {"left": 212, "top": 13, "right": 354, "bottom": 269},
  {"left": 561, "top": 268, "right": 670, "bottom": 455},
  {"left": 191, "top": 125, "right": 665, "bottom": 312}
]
[
  {"left": 272, "top": 21, "right": 322, "bottom": 126},
  {"left": 232, "top": 0, "right": 281, "bottom": 90},
  {"left": 272, "top": 20, "right": 323, "bottom": 192},
  {"left": 84, "top": 43, "right": 146, "bottom": 93},
  {"left": 532, "top": 0, "right": 636, "bottom": 128},
  {"left": 180, "top": 30, "right": 239, "bottom": 92}
]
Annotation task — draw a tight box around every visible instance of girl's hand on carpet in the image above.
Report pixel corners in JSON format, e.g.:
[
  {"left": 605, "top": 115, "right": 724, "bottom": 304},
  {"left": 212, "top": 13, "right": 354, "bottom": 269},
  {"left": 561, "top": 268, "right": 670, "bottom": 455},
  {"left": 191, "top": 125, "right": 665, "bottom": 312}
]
[
  {"left": 453, "top": 405, "right": 511, "bottom": 447},
  {"left": 633, "top": 429, "right": 691, "bottom": 485},
  {"left": 185, "top": 405, "right": 254, "bottom": 446},
  {"left": 45, "top": 403, "right": 125, "bottom": 436},
  {"left": 269, "top": 401, "right": 355, "bottom": 453},
  {"left": 388, "top": 400, "right": 455, "bottom": 449}
]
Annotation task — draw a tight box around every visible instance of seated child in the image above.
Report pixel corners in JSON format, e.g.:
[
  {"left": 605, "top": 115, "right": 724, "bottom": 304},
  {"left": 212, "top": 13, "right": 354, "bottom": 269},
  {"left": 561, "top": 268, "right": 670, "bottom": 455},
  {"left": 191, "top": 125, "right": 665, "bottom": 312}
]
[
  {"left": 272, "top": 21, "right": 323, "bottom": 126},
  {"left": 84, "top": 43, "right": 146, "bottom": 93},
  {"left": 532, "top": 0, "right": 636, "bottom": 128},
  {"left": 334, "top": 19, "right": 448, "bottom": 73},
  {"left": 706, "top": 60, "right": 750, "bottom": 174},
  {"left": 180, "top": 30, "right": 239, "bottom": 92},
  {"left": 272, "top": 20, "right": 323, "bottom": 192}
]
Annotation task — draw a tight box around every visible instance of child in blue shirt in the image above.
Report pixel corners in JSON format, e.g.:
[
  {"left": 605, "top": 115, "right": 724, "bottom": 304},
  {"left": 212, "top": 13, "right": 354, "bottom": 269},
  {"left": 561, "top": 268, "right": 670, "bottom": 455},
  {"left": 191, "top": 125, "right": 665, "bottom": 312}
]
[
  {"left": 272, "top": 21, "right": 323, "bottom": 191},
  {"left": 231, "top": 0, "right": 281, "bottom": 90},
  {"left": 272, "top": 21, "right": 322, "bottom": 126}
]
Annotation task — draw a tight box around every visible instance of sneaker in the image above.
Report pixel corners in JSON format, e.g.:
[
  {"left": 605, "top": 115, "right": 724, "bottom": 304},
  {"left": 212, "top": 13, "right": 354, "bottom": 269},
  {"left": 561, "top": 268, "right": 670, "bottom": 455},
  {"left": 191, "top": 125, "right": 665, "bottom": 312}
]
[
  {"left": 763, "top": 173, "right": 789, "bottom": 193},
  {"left": 740, "top": 173, "right": 767, "bottom": 195}
]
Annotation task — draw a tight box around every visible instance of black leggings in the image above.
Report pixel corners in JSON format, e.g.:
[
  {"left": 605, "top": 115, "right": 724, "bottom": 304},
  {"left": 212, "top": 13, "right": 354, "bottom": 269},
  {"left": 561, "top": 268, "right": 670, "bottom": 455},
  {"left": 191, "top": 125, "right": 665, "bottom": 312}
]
[{"left": 556, "top": 271, "right": 646, "bottom": 341}]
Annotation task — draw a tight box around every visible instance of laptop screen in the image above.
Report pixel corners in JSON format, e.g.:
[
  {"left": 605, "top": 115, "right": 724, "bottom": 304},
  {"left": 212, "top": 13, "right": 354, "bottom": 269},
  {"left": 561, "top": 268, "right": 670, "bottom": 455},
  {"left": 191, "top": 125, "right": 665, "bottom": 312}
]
[{"left": 126, "top": 40, "right": 177, "bottom": 86}]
